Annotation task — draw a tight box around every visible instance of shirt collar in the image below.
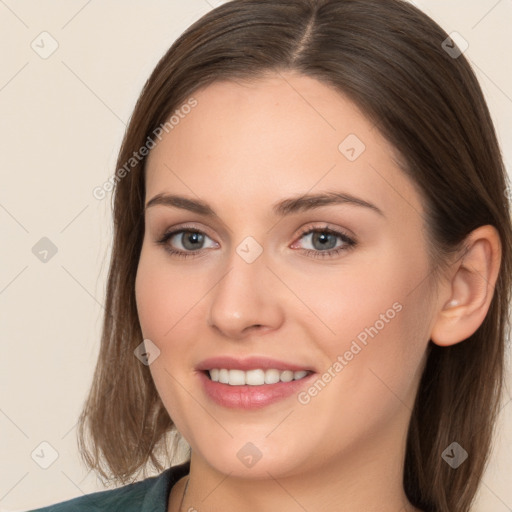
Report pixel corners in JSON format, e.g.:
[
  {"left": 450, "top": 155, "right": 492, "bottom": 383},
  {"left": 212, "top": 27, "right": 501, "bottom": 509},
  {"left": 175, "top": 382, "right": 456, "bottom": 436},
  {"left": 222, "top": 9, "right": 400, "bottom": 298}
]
[{"left": 141, "top": 460, "right": 191, "bottom": 511}]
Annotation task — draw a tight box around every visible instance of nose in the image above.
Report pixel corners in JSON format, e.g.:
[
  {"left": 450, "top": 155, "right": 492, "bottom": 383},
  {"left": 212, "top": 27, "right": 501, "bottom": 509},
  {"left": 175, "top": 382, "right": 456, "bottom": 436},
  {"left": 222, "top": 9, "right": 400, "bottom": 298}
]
[{"left": 207, "top": 246, "right": 285, "bottom": 340}]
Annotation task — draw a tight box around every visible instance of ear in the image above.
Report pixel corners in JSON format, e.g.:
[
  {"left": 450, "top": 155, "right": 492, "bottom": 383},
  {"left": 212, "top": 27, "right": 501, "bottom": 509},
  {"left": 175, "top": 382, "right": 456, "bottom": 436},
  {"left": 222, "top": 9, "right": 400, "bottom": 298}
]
[{"left": 430, "top": 225, "right": 502, "bottom": 347}]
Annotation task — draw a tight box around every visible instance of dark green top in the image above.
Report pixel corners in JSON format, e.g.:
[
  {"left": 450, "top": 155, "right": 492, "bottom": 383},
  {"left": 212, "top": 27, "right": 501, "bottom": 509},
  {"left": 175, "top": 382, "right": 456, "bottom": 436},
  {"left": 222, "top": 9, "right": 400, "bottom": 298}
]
[{"left": 27, "top": 461, "right": 190, "bottom": 512}]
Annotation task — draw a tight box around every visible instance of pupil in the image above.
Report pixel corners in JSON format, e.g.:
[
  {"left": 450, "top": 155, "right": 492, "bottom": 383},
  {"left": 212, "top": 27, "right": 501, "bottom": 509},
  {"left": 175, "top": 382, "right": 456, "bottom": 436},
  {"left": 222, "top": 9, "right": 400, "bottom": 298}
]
[
  {"left": 314, "top": 232, "right": 335, "bottom": 250},
  {"left": 183, "top": 231, "right": 203, "bottom": 250}
]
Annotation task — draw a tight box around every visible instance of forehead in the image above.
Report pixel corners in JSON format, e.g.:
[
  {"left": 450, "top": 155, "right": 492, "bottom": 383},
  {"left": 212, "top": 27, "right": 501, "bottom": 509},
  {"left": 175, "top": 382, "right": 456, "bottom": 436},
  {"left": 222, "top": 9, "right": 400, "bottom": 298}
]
[{"left": 144, "top": 72, "right": 423, "bottom": 221}]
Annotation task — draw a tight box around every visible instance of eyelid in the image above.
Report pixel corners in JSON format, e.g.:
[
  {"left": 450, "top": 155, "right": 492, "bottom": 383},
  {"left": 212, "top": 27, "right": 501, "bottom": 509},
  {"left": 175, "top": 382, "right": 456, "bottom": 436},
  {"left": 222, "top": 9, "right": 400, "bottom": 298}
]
[
  {"left": 158, "top": 223, "right": 219, "bottom": 249},
  {"left": 156, "top": 221, "right": 357, "bottom": 259},
  {"left": 293, "top": 222, "right": 356, "bottom": 243},
  {"left": 156, "top": 221, "right": 354, "bottom": 243},
  {"left": 161, "top": 222, "right": 216, "bottom": 239}
]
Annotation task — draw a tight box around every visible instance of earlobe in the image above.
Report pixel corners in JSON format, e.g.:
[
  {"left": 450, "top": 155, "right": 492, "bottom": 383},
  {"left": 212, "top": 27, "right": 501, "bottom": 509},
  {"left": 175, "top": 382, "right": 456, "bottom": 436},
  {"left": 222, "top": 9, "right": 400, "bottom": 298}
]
[{"left": 430, "top": 225, "right": 502, "bottom": 347}]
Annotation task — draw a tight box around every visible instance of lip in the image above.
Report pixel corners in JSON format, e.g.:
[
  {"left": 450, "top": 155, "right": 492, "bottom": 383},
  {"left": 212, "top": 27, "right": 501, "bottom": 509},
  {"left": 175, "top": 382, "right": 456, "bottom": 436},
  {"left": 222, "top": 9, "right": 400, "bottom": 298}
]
[
  {"left": 198, "top": 371, "right": 316, "bottom": 409},
  {"left": 196, "top": 355, "right": 314, "bottom": 372},
  {"left": 196, "top": 357, "right": 317, "bottom": 409}
]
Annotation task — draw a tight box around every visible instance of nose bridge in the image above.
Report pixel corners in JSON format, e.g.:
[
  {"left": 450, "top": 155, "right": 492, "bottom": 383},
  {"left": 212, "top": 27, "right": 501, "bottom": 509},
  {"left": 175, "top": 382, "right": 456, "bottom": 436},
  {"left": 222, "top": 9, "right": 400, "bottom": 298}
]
[{"left": 207, "top": 238, "right": 283, "bottom": 337}]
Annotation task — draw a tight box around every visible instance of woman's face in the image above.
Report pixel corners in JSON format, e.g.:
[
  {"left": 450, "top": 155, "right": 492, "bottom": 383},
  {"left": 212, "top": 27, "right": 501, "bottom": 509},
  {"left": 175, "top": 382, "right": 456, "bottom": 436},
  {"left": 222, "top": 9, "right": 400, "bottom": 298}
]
[{"left": 135, "top": 71, "right": 438, "bottom": 479}]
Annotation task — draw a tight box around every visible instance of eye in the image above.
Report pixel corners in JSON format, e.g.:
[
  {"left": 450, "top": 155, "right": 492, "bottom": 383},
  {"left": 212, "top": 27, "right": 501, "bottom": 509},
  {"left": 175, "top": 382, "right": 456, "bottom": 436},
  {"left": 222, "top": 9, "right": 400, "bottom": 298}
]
[
  {"left": 156, "top": 225, "right": 218, "bottom": 259},
  {"left": 155, "top": 223, "right": 357, "bottom": 260},
  {"left": 292, "top": 224, "right": 357, "bottom": 259}
]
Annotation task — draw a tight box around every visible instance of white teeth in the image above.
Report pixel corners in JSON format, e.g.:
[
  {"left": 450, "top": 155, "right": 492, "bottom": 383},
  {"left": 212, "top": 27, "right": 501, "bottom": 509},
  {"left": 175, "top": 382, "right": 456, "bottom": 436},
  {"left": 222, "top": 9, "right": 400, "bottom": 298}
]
[
  {"left": 265, "top": 369, "right": 280, "bottom": 384},
  {"left": 246, "top": 369, "right": 265, "bottom": 385},
  {"left": 228, "top": 369, "right": 246, "bottom": 385},
  {"left": 219, "top": 369, "right": 229, "bottom": 384},
  {"left": 208, "top": 368, "right": 310, "bottom": 386},
  {"left": 280, "top": 370, "right": 294, "bottom": 382}
]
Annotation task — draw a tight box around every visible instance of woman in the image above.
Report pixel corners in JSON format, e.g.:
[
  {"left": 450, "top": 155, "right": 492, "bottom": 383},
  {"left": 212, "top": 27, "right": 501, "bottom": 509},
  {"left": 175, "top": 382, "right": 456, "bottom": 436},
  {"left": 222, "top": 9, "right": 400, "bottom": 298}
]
[{"left": 29, "top": 0, "right": 512, "bottom": 511}]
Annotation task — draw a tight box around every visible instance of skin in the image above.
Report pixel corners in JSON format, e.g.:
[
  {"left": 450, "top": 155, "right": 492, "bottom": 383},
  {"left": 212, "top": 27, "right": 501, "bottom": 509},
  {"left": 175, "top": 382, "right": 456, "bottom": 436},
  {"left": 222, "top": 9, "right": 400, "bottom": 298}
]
[{"left": 134, "top": 71, "right": 501, "bottom": 512}]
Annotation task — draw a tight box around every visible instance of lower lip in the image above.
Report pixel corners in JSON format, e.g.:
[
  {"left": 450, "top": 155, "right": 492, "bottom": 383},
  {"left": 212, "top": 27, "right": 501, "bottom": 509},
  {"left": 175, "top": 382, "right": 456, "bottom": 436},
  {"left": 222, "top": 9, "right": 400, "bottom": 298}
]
[{"left": 198, "top": 371, "right": 316, "bottom": 409}]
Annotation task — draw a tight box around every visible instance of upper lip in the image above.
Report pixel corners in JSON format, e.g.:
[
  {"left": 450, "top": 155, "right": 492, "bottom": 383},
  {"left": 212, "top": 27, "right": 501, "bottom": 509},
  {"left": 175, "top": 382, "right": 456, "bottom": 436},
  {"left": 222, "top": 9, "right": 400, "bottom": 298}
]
[{"left": 196, "top": 356, "right": 315, "bottom": 372}]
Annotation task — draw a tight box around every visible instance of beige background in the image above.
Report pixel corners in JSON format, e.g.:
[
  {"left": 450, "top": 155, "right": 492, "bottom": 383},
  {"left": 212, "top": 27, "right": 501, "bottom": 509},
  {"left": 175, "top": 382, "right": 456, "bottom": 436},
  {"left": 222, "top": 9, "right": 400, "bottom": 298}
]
[{"left": 0, "top": 1, "right": 511, "bottom": 511}]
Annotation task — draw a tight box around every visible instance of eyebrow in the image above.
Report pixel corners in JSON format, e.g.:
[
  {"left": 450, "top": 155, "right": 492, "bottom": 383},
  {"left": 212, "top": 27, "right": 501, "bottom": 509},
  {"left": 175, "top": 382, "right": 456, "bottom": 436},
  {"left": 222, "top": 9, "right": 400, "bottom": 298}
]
[{"left": 145, "top": 191, "right": 384, "bottom": 218}]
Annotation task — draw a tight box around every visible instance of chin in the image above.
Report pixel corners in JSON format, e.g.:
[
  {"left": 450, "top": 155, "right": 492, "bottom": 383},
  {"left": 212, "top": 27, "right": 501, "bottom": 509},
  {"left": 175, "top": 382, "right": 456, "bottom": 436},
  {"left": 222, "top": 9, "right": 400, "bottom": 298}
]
[{"left": 194, "top": 437, "right": 315, "bottom": 480}]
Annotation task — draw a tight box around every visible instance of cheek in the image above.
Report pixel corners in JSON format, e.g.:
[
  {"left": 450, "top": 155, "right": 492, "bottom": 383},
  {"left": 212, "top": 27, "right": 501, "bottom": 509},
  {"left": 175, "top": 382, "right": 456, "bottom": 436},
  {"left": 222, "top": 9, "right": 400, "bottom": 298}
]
[
  {"left": 135, "top": 257, "right": 166, "bottom": 340},
  {"left": 135, "top": 247, "right": 198, "bottom": 341},
  {"left": 299, "top": 246, "right": 431, "bottom": 407},
  {"left": 298, "top": 299, "right": 428, "bottom": 453},
  {"left": 299, "top": 248, "right": 426, "bottom": 350},
  {"left": 134, "top": 250, "right": 200, "bottom": 430}
]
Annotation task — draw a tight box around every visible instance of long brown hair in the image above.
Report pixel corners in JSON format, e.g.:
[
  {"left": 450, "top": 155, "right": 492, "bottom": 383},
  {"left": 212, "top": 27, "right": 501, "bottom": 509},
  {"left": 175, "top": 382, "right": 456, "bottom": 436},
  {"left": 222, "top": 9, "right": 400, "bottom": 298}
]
[{"left": 77, "top": 1, "right": 512, "bottom": 510}]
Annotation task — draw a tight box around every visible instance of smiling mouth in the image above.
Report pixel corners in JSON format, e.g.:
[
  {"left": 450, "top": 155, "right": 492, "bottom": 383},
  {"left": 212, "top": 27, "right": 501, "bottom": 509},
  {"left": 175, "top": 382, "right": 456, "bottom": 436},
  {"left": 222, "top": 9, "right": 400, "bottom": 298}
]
[{"left": 204, "top": 368, "right": 313, "bottom": 386}]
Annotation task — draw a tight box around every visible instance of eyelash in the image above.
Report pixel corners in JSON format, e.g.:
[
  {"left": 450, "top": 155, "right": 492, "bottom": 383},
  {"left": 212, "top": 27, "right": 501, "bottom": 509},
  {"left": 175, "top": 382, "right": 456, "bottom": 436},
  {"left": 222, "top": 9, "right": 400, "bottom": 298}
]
[{"left": 155, "top": 223, "right": 357, "bottom": 260}]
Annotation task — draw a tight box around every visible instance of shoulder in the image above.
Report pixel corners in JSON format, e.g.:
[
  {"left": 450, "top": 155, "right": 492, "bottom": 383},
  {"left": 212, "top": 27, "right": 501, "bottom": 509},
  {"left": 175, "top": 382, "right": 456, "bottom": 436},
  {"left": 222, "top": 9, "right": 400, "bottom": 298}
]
[{"left": 26, "top": 461, "right": 190, "bottom": 512}]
